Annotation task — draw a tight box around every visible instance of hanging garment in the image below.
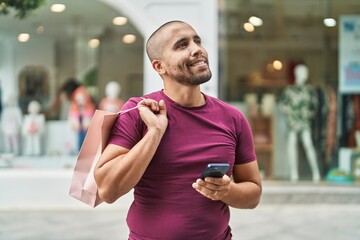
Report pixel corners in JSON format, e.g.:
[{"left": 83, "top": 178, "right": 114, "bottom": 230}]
[{"left": 279, "top": 85, "right": 318, "bottom": 132}]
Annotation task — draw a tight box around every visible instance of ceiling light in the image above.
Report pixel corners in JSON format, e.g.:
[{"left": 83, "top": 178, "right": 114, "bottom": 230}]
[
  {"left": 323, "top": 18, "right": 336, "bottom": 27},
  {"left": 88, "top": 39, "right": 100, "bottom": 48},
  {"left": 273, "top": 60, "right": 283, "bottom": 70},
  {"left": 113, "top": 17, "right": 128, "bottom": 26},
  {"left": 51, "top": 4, "right": 66, "bottom": 13},
  {"left": 249, "top": 16, "right": 263, "bottom": 27},
  {"left": 122, "top": 34, "right": 136, "bottom": 44},
  {"left": 18, "top": 33, "right": 30, "bottom": 42},
  {"left": 243, "top": 22, "right": 255, "bottom": 32}
]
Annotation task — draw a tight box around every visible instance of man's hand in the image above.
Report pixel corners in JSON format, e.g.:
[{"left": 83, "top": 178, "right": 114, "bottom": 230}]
[
  {"left": 192, "top": 175, "right": 231, "bottom": 201},
  {"left": 137, "top": 99, "right": 168, "bottom": 135}
]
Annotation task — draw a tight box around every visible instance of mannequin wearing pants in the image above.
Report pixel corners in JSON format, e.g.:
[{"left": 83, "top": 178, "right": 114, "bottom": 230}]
[
  {"left": 288, "top": 129, "right": 320, "bottom": 182},
  {"left": 279, "top": 64, "right": 321, "bottom": 182},
  {"left": 68, "top": 86, "right": 95, "bottom": 151}
]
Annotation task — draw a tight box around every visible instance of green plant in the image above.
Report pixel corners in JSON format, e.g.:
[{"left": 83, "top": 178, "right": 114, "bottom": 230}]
[
  {"left": 82, "top": 67, "right": 98, "bottom": 87},
  {"left": 0, "top": 0, "right": 46, "bottom": 19}
]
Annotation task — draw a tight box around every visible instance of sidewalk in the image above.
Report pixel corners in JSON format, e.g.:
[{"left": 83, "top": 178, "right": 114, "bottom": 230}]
[
  {"left": 1, "top": 164, "right": 360, "bottom": 239},
  {"left": 1, "top": 203, "right": 359, "bottom": 240}
]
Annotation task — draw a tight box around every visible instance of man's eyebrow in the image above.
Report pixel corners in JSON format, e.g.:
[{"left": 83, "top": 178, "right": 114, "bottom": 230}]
[
  {"left": 173, "top": 37, "right": 188, "bottom": 47},
  {"left": 173, "top": 35, "right": 201, "bottom": 47}
]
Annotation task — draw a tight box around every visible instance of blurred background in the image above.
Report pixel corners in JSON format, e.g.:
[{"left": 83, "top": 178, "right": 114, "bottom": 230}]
[{"left": 0, "top": 0, "right": 360, "bottom": 239}]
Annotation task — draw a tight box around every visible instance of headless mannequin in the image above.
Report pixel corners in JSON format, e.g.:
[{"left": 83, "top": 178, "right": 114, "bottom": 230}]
[
  {"left": 280, "top": 64, "right": 320, "bottom": 182},
  {"left": 22, "top": 100, "right": 45, "bottom": 156},
  {"left": 99, "top": 81, "right": 124, "bottom": 112},
  {"left": 1, "top": 95, "right": 22, "bottom": 155}
]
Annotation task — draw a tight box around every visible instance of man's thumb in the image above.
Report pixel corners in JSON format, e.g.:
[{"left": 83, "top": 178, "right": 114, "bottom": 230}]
[{"left": 159, "top": 99, "right": 167, "bottom": 115}]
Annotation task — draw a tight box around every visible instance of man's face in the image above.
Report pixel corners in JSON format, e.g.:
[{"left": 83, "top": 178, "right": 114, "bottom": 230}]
[{"left": 156, "top": 23, "right": 212, "bottom": 86}]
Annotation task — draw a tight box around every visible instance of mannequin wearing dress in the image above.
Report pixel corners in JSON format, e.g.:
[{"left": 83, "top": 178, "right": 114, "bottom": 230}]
[
  {"left": 279, "top": 64, "right": 321, "bottom": 182},
  {"left": 22, "top": 100, "right": 45, "bottom": 156},
  {"left": 1, "top": 95, "right": 22, "bottom": 155},
  {"left": 99, "top": 81, "right": 124, "bottom": 113}
]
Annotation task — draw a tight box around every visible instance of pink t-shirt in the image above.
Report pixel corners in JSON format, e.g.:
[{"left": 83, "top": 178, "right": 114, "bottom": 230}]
[{"left": 109, "top": 90, "right": 256, "bottom": 240}]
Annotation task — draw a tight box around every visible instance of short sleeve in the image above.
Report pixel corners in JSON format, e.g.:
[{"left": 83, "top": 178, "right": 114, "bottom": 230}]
[
  {"left": 108, "top": 98, "right": 145, "bottom": 149},
  {"left": 235, "top": 114, "right": 256, "bottom": 164}
]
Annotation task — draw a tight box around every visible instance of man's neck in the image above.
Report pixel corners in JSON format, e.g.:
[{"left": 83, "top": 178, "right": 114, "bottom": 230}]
[{"left": 163, "top": 86, "right": 205, "bottom": 107}]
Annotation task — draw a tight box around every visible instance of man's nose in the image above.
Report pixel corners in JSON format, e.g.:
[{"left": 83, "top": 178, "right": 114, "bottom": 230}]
[{"left": 190, "top": 42, "right": 204, "bottom": 56}]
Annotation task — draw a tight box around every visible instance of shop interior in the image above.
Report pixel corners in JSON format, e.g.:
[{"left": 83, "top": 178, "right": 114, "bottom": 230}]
[{"left": 0, "top": 0, "right": 360, "bottom": 183}]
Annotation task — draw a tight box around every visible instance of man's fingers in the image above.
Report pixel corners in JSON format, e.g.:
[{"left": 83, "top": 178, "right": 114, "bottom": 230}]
[
  {"left": 138, "top": 99, "right": 167, "bottom": 114},
  {"left": 138, "top": 99, "right": 160, "bottom": 112}
]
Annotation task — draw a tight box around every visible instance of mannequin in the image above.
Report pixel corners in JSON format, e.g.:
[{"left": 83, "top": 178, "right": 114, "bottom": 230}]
[
  {"left": 0, "top": 95, "right": 22, "bottom": 155},
  {"left": 99, "top": 81, "right": 124, "bottom": 112},
  {"left": 279, "top": 64, "right": 321, "bottom": 182},
  {"left": 22, "top": 100, "right": 45, "bottom": 156},
  {"left": 68, "top": 86, "right": 95, "bottom": 151}
]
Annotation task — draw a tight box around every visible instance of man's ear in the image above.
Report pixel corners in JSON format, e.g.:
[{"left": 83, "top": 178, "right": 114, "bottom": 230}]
[{"left": 152, "top": 60, "right": 166, "bottom": 75}]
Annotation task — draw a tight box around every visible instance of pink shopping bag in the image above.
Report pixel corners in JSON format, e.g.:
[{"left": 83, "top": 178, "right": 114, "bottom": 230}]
[{"left": 69, "top": 106, "right": 138, "bottom": 207}]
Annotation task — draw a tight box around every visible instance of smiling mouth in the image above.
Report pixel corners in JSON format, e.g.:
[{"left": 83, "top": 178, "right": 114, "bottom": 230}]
[
  {"left": 192, "top": 61, "right": 206, "bottom": 66},
  {"left": 189, "top": 60, "right": 207, "bottom": 67}
]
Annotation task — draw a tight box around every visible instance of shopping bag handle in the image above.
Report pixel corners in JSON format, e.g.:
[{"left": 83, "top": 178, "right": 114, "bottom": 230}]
[
  {"left": 118, "top": 97, "right": 146, "bottom": 115},
  {"left": 119, "top": 105, "right": 141, "bottom": 115}
]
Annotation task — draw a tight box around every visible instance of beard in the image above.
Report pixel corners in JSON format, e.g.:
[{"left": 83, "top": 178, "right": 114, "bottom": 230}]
[{"left": 169, "top": 63, "right": 212, "bottom": 86}]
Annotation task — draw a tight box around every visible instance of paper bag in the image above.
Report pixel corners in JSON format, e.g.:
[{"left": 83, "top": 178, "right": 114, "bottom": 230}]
[{"left": 69, "top": 107, "right": 138, "bottom": 207}]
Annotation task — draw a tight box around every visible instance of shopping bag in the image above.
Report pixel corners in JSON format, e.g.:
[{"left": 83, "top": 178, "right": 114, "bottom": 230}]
[{"left": 69, "top": 106, "right": 139, "bottom": 207}]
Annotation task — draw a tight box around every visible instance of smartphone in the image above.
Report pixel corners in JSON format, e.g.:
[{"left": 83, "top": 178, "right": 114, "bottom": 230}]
[{"left": 200, "top": 163, "right": 230, "bottom": 180}]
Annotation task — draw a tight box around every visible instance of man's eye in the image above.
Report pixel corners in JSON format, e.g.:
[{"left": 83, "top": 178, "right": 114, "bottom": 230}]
[
  {"left": 178, "top": 42, "right": 187, "bottom": 48},
  {"left": 194, "top": 37, "right": 202, "bottom": 45}
]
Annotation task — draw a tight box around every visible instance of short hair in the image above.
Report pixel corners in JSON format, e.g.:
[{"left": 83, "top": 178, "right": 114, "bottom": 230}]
[{"left": 145, "top": 20, "right": 186, "bottom": 61}]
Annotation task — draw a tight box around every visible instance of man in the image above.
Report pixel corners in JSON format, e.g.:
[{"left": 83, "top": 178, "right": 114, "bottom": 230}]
[{"left": 94, "top": 20, "right": 262, "bottom": 240}]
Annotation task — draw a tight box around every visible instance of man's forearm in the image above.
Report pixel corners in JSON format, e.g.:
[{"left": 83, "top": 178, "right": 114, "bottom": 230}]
[{"left": 222, "top": 181, "right": 262, "bottom": 209}]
